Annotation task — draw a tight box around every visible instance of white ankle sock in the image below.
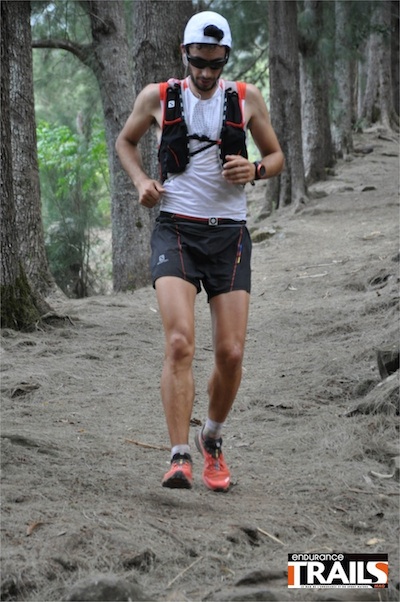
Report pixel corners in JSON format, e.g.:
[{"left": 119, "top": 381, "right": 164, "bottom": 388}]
[
  {"left": 203, "top": 418, "right": 224, "bottom": 439},
  {"left": 171, "top": 444, "right": 191, "bottom": 459}
]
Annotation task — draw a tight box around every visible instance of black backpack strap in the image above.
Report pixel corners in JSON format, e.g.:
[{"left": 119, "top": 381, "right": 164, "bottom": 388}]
[
  {"left": 224, "top": 85, "right": 245, "bottom": 128},
  {"left": 163, "top": 82, "right": 184, "bottom": 125},
  {"left": 158, "top": 80, "right": 189, "bottom": 182},
  {"left": 219, "top": 82, "right": 248, "bottom": 164}
]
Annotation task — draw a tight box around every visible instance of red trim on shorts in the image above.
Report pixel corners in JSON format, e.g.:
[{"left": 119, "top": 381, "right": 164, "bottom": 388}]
[
  {"left": 174, "top": 224, "right": 186, "bottom": 280},
  {"left": 230, "top": 227, "right": 244, "bottom": 290}
]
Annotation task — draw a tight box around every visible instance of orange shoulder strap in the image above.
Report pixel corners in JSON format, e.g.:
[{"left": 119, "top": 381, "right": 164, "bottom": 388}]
[
  {"left": 236, "top": 81, "right": 247, "bottom": 102},
  {"left": 159, "top": 81, "right": 169, "bottom": 103}
]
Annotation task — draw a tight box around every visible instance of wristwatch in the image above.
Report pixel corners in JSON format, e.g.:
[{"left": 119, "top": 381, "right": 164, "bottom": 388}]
[{"left": 253, "top": 161, "right": 267, "bottom": 180}]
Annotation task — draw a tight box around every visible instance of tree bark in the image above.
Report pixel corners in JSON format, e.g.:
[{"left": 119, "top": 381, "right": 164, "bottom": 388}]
[
  {"left": 360, "top": 0, "right": 399, "bottom": 131},
  {"left": 377, "top": 0, "right": 399, "bottom": 131},
  {"left": 299, "top": 0, "right": 334, "bottom": 184},
  {"left": 333, "top": 0, "right": 354, "bottom": 156},
  {"left": 267, "top": 0, "right": 307, "bottom": 210},
  {"left": 79, "top": 0, "right": 146, "bottom": 291},
  {"left": 8, "top": 1, "right": 56, "bottom": 297},
  {"left": 361, "top": 29, "right": 380, "bottom": 124},
  {"left": 1, "top": 2, "right": 49, "bottom": 330}
]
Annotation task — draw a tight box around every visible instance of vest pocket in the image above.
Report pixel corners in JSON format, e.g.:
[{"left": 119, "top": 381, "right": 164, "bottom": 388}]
[
  {"left": 219, "top": 125, "right": 248, "bottom": 164},
  {"left": 158, "top": 121, "right": 189, "bottom": 181}
]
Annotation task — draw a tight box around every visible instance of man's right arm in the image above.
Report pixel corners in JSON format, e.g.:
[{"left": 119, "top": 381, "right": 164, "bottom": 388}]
[{"left": 115, "top": 84, "right": 165, "bottom": 208}]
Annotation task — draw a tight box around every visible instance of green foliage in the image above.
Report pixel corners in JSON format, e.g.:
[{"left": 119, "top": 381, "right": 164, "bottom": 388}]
[
  {"left": 37, "top": 119, "right": 110, "bottom": 297},
  {"left": 31, "top": 1, "right": 91, "bottom": 43},
  {"left": 210, "top": 0, "right": 269, "bottom": 86},
  {"left": 33, "top": 49, "right": 101, "bottom": 130},
  {"left": 31, "top": 2, "right": 112, "bottom": 297},
  {"left": 32, "top": 1, "right": 101, "bottom": 129}
]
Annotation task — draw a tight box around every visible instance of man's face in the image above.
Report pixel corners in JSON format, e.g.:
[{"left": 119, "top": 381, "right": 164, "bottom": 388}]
[{"left": 184, "top": 44, "right": 228, "bottom": 93}]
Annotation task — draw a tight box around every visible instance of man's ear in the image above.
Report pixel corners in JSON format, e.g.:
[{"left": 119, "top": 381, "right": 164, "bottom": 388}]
[{"left": 180, "top": 45, "right": 188, "bottom": 66}]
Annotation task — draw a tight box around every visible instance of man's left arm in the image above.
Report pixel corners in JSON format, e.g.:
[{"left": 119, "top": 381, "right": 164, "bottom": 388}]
[{"left": 222, "top": 83, "right": 284, "bottom": 185}]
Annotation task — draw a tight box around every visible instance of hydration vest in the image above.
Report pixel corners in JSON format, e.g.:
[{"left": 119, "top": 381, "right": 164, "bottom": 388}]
[{"left": 158, "top": 79, "right": 248, "bottom": 183}]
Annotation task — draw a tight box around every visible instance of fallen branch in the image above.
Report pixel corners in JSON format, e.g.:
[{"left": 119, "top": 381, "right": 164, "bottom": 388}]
[
  {"left": 299, "top": 260, "right": 345, "bottom": 269},
  {"left": 26, "top": 521, "right": 44, "bottom": 536},
  {"left": 378, "top": 134, "right": 397, "bottom": 143},
  {"left": 167, "top": 556, "right": 203, "bottom": 588},
  {"left": 296, "top": 272, "right": 328, "bottom": 279},
  {"left": 257, "top": 527, "right": 286, "bottom": 546},
  {"left": 347, "top": 487, "right": 399, "bottom": 496},
  {"left": 41, "top": 312, "right": 75, "bottom": 325},
  {"left": 125, "top": 439, "right": 169, "bottom": 451},
  {"left": 370, "top": 470, "right": 395, "bottom": 479}
]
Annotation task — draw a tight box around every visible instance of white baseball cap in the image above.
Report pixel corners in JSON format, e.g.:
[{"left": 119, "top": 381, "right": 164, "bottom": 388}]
[{"left": 183, "top": 11, "right": 232, "bottom": 48}]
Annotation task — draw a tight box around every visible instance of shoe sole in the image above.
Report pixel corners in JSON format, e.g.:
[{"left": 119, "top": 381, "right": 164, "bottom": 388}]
[
  {"left": 162, "top": 470, "right": 192, "bottom": 489},
  {"left": 195, "top": 431, "right": 230, "bottom": 492}
]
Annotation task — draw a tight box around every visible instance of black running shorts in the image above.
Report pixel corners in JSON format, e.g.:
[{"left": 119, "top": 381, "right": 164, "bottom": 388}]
[{"left": 150, "top": 212, "right": 252, "bottom": 300}]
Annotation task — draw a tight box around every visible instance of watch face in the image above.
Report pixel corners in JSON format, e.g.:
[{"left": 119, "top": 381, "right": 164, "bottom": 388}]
[{"left": 258, "top": 164, "right": 266, "bottom": 178}]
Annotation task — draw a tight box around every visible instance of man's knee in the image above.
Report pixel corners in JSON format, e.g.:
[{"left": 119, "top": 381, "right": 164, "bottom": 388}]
[
  {"left": 166, "top": 331, "right": 195, "bottom": 364},
  {"left": 216, "top": 342, "right": 244, "bottom": 372}
]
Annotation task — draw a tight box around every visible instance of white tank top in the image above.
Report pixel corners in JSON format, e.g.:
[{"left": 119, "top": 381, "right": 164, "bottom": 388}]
[{"left": 160, "top": 78, "right": 247, "bottom": 221}]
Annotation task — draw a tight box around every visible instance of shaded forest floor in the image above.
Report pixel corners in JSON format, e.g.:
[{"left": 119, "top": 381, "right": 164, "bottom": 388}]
[{"left": 1, "top": 128, "right": 399, "bottom": 602}]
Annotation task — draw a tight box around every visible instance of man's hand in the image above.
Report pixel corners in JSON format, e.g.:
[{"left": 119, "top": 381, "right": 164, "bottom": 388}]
[
  {"left": 137, "top": 179, "right": 166, "bottom": 208},
  {"left": 222, "top": 155, "right": 255, "bottom": 185}
]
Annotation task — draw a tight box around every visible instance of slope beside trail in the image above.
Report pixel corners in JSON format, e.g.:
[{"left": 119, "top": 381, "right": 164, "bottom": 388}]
[{"left": 1, "top": 128, "right": 399, "bottom": 602}]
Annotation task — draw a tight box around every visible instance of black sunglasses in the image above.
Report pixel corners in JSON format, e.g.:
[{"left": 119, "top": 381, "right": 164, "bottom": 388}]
[{"left": 186, "top": 53, "right": 228, "bottom": 70}]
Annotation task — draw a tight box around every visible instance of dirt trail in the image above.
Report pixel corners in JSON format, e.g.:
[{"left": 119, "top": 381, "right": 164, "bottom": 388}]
[{"left": 1, "top": 128, "right": 399, "bottom": 602}]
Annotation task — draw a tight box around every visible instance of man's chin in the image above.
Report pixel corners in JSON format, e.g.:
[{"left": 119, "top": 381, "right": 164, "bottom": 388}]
[{"left": 192, "top": 77, "right": 218, "bottom": 92}]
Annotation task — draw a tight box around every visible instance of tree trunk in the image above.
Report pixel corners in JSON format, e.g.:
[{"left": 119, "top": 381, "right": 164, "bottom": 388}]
[
  {"left": 360, "top": 0, "right": 399, "bottom": 131},
  {"left": 378, "top": 0, "right": 399, "bottom": 131},
  {"left": 8, "top": 1, "right": 56, "bottom": 297},
  {"left": 80, "top": 0, "right": 149, "bottom": 292},
  {"left": 1, "top": 2, "right": 48, "bottom": 330},
  {"left": 333, "top": 0, "right": 354, "bottom": 156},
  {"left": 361, "top": 24, "right": 380, "bottom": 124},
  {"left": 267, "top": 0, "right": 307, "bottom": 210},
  {"left": 299, "top": 0, "right": 334, "bottom": 184},
  {"left": 357, "top": 42, "right": 368, "bottom": 121}
]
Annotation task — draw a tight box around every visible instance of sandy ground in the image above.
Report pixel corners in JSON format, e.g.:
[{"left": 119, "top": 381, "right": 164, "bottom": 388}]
[{"left": 1, "top": 128, "right": 399, "bottom": 602}]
